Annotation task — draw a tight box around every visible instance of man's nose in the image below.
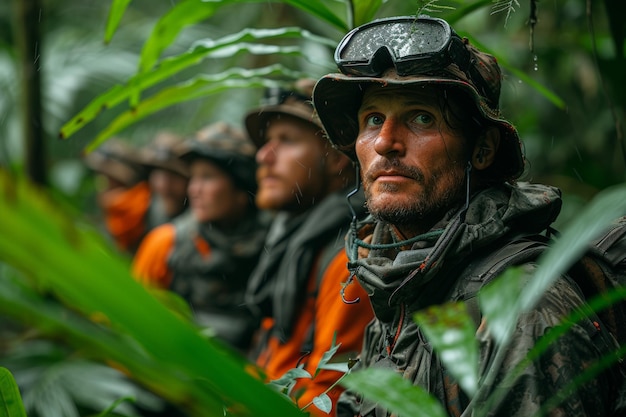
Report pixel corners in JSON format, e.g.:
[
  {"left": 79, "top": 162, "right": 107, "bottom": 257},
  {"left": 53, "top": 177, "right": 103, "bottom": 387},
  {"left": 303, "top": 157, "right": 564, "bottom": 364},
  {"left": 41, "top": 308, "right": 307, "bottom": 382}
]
[
  {"left": 256, "top": 140, "right": 277, "bottom": 164},
  {"left": 373, "top": 118, "right": 405, "bottom": 157}
]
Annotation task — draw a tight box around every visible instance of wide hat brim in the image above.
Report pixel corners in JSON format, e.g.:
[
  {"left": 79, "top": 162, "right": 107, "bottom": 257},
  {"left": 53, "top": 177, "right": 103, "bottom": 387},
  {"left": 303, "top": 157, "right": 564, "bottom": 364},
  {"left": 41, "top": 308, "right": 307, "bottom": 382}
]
[
  {"left": 244, "top": 101, "right": 323, "bottom": 149},
  {"left": 178, "top": 141, "right": 258, "bottom": 194},
  {"left": 312, "top": 71, "right": 525, "bottom": 182},
  {"left": 138, "top": 154, "right": 189, "bottom": 178}
]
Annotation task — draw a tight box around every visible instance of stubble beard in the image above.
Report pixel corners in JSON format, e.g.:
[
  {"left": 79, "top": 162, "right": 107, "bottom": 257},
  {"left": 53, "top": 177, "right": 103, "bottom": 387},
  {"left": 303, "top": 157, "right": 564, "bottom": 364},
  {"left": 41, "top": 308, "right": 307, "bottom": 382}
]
[{"left": 364, "top": 167, "right": 467, "bottom": 229}]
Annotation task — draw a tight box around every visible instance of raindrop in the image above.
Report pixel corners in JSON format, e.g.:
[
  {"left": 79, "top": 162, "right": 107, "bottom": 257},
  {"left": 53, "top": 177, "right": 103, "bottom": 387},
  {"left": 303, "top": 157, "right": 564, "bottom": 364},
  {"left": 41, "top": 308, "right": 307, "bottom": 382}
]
[{"left": 533, "top": 55, "right": 539, "bottom": 71}]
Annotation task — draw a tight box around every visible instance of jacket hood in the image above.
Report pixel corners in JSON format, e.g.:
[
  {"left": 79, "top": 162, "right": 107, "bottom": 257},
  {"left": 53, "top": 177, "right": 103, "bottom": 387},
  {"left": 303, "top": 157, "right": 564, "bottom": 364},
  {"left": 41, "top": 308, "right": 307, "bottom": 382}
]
[{"left": 347, "top": 182, "right": 562, "bottom": 320}]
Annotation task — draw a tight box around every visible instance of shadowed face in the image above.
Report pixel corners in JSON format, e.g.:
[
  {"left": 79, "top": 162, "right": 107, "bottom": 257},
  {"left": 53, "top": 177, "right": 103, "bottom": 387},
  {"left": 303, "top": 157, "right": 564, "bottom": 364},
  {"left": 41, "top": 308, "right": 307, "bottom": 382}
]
[
  {"left": 148, "top": 169, "right": 188, "bottom": 218},
  {"left": 355, "top": 84, "right": 470, "bottom": 232},
  {"left": 187, "top": 159, "right": 248, "bottom": 225}
]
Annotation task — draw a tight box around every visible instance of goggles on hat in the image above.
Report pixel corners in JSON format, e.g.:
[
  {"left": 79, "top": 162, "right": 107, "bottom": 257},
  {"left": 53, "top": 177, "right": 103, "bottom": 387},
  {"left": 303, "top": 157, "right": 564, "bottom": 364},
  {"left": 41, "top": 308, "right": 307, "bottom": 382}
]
[{"left": 334, "top": 16, "right": 489, "bottom": 98}]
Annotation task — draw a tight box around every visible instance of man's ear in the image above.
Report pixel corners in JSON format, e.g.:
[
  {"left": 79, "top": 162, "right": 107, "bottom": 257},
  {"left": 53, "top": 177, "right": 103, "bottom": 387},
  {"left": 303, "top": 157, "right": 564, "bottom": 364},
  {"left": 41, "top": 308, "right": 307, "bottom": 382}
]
[{"left": 471, "top": 127, "right": 501, "bottom": 170}]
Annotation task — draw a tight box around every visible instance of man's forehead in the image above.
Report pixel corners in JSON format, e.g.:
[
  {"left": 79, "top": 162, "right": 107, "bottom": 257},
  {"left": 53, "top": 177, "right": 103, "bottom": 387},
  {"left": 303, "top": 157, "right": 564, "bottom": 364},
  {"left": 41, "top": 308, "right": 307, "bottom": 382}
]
[{"left": 360, "top": 83, "right": 442, "bottom": 108}]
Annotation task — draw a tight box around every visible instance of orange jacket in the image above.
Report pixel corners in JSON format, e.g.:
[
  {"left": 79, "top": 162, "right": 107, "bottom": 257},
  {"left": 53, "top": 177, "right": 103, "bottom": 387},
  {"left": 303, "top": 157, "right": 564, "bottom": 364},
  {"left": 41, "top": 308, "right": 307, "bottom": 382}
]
[
  {"left": 100, "top": 181, "right": 151, "bottom": 253},
  {"left": 254, "top": 249, "right": 374, "bottom": 416},
  {"left": 132, "top": 223, "right": 211, "bottom": 288}
]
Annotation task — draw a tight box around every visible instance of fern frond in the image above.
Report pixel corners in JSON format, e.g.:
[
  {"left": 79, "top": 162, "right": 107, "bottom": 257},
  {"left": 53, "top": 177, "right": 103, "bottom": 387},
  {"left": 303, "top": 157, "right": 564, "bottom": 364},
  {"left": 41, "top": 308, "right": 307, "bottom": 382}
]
[
  {"left": 416, "top": 0, "right": 455, "bottom": 17},
  {"left": 491, "top": 0, "right": 521, "bottom": 27}
]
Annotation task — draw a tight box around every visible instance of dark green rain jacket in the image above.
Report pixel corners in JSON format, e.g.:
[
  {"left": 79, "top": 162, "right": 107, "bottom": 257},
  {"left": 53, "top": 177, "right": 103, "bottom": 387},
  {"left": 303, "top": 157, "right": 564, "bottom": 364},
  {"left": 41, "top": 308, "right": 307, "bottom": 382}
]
[{"left": 338, "top": 182, "right": 625, "bottom": 417}]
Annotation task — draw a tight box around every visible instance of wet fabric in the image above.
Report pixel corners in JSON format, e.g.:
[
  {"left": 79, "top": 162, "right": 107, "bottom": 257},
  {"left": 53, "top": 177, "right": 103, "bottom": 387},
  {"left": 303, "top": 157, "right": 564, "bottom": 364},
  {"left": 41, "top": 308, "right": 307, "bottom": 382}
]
[
  {"left": 246, "top": 188, "right": 375, "bottom": 416},
  {"left": 337, "top": 182, "right": 625, "bottom": 417},
  {"left": 133, "top": 210, "right": 270, "bottom": 351},
  {"left": 246, "top": 188, "right": 367, "bottom": 340}
]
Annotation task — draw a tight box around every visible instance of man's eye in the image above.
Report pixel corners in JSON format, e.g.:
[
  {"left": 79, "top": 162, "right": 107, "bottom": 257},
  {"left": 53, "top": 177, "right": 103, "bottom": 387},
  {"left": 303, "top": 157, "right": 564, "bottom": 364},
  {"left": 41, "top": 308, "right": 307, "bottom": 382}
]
[
  {"left": 414, "top": 113, "right": 433, "bottom": 125},
  {"left": 365, "top": 114, "right": 384, "bottom": 126}
]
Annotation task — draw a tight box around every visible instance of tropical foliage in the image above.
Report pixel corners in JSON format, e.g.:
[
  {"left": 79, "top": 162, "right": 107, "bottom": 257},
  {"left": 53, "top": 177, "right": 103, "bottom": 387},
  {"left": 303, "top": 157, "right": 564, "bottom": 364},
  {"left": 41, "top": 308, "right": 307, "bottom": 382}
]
[{"left": 1, "top": 0, "right": 625, "bottom": 416}]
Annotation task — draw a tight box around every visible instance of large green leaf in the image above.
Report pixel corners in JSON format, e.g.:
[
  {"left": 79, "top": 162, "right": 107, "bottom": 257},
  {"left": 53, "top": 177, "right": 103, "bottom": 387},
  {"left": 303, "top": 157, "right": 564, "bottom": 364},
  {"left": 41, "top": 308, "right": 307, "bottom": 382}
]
[
  {"left": 59, "top": 27, "right": 332, "bottom": 140},
  {"left": 0, "top": 170, "right": 306, "bottom": 417},
  {"left": 481, "top": 183, "right": 626, "bottom": 348},
  {"left": 84, "top": 66, "right": 307, "bottom": 152},
  {"left": 0, "top": 367, "right": 27, "bottom": 417},
  {"left": 475, "top": 184, "right": 626, "bottom": 414},
  {"left": 0, "top": 272, "right": 204, "bottom": 412},
  {"left": 414, "top": 301, "right": 478, "bottom": 396},
  {"left": 137, "top": 0, "right": 346, "bottom": 75},
  {"left": 342, "top": 368, "right": 448, "bottom": 417}
]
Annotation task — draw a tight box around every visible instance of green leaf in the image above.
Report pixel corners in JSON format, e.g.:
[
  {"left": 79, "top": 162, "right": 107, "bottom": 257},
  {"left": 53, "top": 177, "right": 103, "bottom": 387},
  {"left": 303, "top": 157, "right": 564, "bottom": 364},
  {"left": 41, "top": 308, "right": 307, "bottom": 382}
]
[
  {"left": 443, "top": 0, "right": 493, "bottom": 24},
  {"left": 138, "top": 0, "right": 346, "bottom": 75},
  {"left": 269, "top": 367, "right": 312, "bottom": 396},
  {"left": 502, "top": 64, "right": 565, "bottom": 109},
  {"left": 316, "top": 362, "right": 350, "bottom": 373},
  {"left": 314, "top": 333, "right": 342, "bottom": 377},
  {"left": 104, "top": 0, "right": 133, "bottom": 44},
  {"left": 520, "top": 183, "right": 626, "bottom": 315},
  {"left": 414, "top": 301, "right": 478, "bottom": 396},
  {"left": 59, "top": 27, "right": 331, "bottom": 140},
  {"left": 0, "top": 170, "right": 307, "bottom": 417},
  {"left": 478, "top": 266, "right": 529, "bottom": 346},
  {"left": 281, "top": 0, "right": 348, "bottom": 31},
  {"left": 352, "top": 0, "right": 383, "bottom": 27},
  {"left": 463, "top": 36, "right": 565, "bottom": 109},
  {"left": 0, "top": 367, "right": 27, "bottom": 417},
  {"left": 311, "top": 393, "right": 332, "bottom": 414},
  {"left": 137, "top": 0, "right": 225, "bottom": 74},
  {"left": 481, "top": 183, "right": 626, "bottom": 348},
  {"left": 270, "top": 367, "right": 312, "bottom": 387},
  {"left": 84, "top": 66, "right": 307, "bottom": 152},
  {"left": 342, "top": 368, "right": 448, "bottom": 417}
]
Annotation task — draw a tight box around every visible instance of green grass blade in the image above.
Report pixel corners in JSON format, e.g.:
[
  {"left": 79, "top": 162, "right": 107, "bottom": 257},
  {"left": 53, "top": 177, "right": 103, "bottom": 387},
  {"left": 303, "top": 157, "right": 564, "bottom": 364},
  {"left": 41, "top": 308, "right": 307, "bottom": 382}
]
[{"left": 104, "top": 0, "right": 133, "bottom": 44}]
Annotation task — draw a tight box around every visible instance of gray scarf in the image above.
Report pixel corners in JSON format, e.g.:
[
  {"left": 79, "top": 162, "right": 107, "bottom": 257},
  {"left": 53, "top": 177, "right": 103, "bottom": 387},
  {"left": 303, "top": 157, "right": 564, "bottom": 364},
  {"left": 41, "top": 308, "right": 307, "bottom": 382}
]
[{"left": 245, "top": 188, "right": 366, "bottom": 341}]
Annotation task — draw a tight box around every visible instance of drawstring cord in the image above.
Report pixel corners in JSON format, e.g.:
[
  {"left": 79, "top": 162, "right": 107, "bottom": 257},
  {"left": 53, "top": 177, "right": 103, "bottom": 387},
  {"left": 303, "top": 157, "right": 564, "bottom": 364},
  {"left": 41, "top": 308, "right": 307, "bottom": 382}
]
[{"left": 343, "top": 165, "right": 363, "bottom": 304}]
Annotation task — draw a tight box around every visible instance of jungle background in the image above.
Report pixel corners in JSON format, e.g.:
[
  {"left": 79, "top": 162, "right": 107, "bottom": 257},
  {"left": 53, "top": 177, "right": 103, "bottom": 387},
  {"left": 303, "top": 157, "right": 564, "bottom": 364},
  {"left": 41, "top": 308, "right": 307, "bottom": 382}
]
[{"left": 0, "top": 0, "right": 625, "bottom": 416}]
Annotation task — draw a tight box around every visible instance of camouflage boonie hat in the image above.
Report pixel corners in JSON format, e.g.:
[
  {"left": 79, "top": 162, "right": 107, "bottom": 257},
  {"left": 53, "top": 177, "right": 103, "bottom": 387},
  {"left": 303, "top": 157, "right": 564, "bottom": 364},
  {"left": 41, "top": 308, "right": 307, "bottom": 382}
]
[
  {"left": 137, "top": 131, "right": 190, "bottom": 178},
  {"left": 178, "top": 122, "right": 258, "bottom": 193},
  {"left": 244, "top": 78, "right": 324, "bottom": 148},
  {"left": 83, "top": 139, "right": 146, "bottom": 187},
  {"left": 313, "top": 38, "right": 525, "bottom": 182}
]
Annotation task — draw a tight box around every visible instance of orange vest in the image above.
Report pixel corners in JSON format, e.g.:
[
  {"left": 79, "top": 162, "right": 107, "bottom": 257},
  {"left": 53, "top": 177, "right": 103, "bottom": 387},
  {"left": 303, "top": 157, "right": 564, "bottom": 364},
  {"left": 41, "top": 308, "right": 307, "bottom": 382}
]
[
  {"left": 132, "top": 223, "right": 211, "bottom": 288},
  {"left": 101, "top": 181, "right": 151, "bottom": 253},
  {"left": 254, "top": 249, "right": 374, "bottom": 416}
]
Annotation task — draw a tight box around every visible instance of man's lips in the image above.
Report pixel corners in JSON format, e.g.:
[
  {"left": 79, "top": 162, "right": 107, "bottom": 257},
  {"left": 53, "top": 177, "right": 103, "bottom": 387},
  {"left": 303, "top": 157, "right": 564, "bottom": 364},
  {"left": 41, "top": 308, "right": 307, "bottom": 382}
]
[
  {"left": 368, "top": 169, "right": 418, "bottom": 185},
  {"left": 373, "top": 170, "right": 413, "bottom": 180},
  {"left": 365, "top": 160, "right": 422, "bottom": 184},
  {"left": 258, "top": 175, "right": 282, "bottom": 185}
]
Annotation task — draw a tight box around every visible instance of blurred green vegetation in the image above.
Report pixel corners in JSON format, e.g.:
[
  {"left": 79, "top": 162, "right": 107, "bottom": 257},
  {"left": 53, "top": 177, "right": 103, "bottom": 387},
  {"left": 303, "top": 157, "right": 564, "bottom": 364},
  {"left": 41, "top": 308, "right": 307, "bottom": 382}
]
[{"left": 0, "top": 0, "right": 625, "bottom": 416}]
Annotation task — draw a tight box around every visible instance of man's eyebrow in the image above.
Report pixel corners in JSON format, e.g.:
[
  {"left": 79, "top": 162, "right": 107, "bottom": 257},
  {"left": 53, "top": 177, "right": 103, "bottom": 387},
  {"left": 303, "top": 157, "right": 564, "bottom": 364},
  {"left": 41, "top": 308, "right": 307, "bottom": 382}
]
[{"left": 357, "top": 104, "right": 378, "bottom": 113}]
